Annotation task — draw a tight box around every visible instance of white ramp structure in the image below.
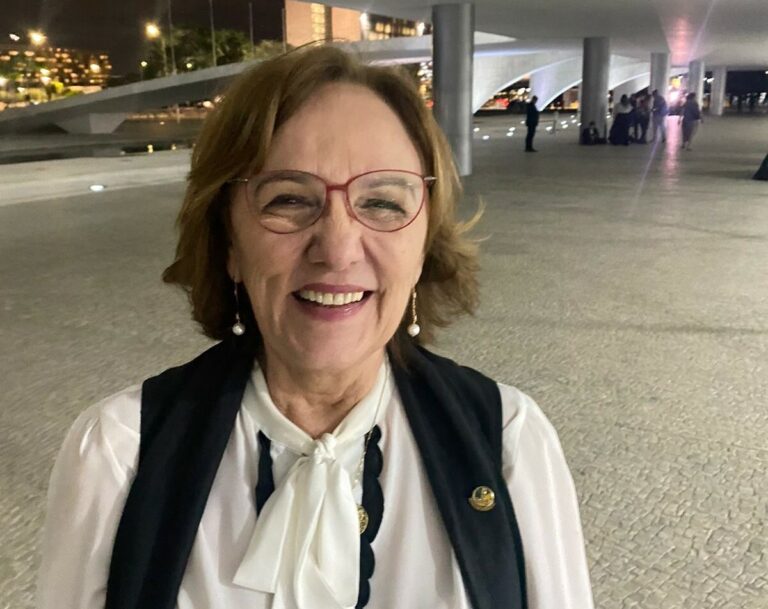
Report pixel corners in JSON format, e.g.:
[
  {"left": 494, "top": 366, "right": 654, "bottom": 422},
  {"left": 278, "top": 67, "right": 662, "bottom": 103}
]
[{"left": 0, "top": 34, "right": 655, "bottom": 137}]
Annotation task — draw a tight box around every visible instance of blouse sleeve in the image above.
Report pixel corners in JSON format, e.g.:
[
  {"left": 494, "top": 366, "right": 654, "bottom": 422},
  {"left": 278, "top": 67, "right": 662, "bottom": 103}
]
[
  {"left": 36, "top": 387, "right": 142, "bottom": 609},
  {"left": 499, "top": 383, "right": 595, "bottom": 609}
]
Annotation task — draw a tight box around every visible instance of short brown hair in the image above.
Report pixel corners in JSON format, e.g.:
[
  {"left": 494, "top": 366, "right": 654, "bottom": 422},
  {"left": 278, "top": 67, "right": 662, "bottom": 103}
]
[{"left": 163, "top": 45, "right": 480, "bottom": 356}]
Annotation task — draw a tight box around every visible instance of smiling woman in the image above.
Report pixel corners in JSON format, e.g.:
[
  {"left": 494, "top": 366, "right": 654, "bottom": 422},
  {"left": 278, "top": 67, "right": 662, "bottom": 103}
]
[{"left": 37, "top": 45, "right": 594, "bottom": 609}]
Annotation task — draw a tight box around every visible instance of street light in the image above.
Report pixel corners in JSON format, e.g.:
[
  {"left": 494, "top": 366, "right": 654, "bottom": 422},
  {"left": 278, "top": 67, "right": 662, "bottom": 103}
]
[
  {"left": 145, "top": 23, "right": 161, "bottom": 38},
  {"left": 9, "top": 33, "right": 21, "bottom": 42},
  {"left": 145, "top": 22, "right": 168, "bottom": 77},
  {"left": 208, "top": 0, "right": 217, "bottom": 67},
  {"left": 29, "top": 30, "right": 46, "bottom": 46}
]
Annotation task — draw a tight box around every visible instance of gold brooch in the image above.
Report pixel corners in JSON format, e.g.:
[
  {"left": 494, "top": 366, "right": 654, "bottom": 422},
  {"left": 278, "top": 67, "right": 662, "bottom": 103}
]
[
  {"left": 468, "top": 486, "right": 496, "bottom": 512},
  {"left": 358, "top": 505, "right": 369, "bottom": 534}
]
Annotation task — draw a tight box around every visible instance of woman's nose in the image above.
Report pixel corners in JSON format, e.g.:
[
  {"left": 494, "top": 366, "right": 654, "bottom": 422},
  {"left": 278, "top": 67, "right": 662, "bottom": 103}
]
[{"left": 306, "top": 191, "right": 365, "bottom": 270}]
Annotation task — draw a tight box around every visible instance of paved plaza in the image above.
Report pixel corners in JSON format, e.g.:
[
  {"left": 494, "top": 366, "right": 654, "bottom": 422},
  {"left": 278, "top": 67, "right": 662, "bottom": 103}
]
[{"left": 1, "top": 114, "right": 767, "bottom": 608}]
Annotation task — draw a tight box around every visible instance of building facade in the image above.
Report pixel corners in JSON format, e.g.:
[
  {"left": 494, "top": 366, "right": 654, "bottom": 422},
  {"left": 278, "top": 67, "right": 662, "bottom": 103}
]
[
  {"left": 284, "top": 1, "right": 427, "bottom": 47},
  {"left": 0, "top": 43, "right": 112, "bottom": 92}
]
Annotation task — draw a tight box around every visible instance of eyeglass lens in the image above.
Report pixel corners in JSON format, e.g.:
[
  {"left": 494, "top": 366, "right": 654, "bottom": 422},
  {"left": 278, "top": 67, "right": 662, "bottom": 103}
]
[{"left": 245, "top": 170, "right": 426, "bottom": 233}]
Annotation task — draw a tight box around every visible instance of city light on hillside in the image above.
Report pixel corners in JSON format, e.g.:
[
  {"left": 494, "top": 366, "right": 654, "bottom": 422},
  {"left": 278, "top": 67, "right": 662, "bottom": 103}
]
[
  {"left": 9, "top": 33, "right": 21, "bottom": 42},
  {"left": 0, "top": 76, "right": 7, "bottom": 87},
  {"left": 90, "top": 63, "right": 101, "bottom": 73}
]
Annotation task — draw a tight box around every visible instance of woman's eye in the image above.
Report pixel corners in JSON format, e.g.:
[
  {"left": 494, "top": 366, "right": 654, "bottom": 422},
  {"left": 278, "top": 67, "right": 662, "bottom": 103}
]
[
  {"left": 359, "top": 198, "right": 407, "bottom": 214},
  {"left": 262, "top": 194, "right": 316, "bottom": 210}
]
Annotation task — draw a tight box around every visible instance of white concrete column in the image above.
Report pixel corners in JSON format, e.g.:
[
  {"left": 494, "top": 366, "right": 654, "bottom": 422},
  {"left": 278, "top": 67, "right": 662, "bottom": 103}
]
[
  {"left": 688, "top": 60, "right": 705, "bottom": 105},
  {"left": 710, "top": 66, "right": 727, "bottom": 115},
  {"left": 432, "top": 3, "right": 474, "bottom": 176},
  {"left": 649, "top": 52, "right": 670, "bottom": 97},
  {"left": 579, "top": 37, "right": 610, "bottom": 142}
]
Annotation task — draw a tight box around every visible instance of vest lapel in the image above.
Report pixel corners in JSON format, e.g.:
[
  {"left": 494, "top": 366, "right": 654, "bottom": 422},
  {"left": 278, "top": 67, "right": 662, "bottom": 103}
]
[
  {"left": 392, "top": 345, "right": 527, "bottom": 609},
  {"left": 105, "top": 339, "right": 252, "bottom": 609}
]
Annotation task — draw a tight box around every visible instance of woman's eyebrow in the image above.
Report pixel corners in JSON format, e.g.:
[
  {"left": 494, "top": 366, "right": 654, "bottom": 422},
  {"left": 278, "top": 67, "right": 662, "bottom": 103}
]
[{"left": 259, "top": 171, "right": 315, "bottom": 185}]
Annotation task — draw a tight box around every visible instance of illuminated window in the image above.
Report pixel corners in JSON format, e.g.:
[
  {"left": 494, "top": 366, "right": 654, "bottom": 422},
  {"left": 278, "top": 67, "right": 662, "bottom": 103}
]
[{"left": 310, "top": 3, "right": 327, "bottom": 40}]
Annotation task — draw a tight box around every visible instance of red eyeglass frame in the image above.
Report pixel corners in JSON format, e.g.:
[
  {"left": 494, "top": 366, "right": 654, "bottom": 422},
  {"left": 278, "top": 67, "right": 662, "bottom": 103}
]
[{"left": 228, "top": 169, "right": 437, "bottom": 234}]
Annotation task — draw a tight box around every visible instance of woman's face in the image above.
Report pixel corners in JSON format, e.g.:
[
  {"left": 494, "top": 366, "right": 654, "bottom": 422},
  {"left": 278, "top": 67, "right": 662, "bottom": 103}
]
[{"left": 227, "top": 82, "right": 428, "bottom": 374}]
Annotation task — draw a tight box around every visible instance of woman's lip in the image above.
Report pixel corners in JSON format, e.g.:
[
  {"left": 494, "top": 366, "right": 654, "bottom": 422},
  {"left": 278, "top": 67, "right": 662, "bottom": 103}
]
[{"left": 297, "top": 283, "right": 372, "bottom": 293}]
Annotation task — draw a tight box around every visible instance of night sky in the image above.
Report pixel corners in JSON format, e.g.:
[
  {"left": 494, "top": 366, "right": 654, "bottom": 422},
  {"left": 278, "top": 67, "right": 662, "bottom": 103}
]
[{"left": 2, "top": 0, "right": 284, "bottom": 75}]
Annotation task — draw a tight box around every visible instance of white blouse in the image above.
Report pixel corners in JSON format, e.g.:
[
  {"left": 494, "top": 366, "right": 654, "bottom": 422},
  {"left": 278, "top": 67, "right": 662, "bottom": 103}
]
[{"left": 37, "top": 361, "right": 594, "bottom": 609}]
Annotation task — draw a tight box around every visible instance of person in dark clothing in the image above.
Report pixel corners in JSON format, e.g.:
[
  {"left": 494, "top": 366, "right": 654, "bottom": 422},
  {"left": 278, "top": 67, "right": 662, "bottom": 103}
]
[
  {"left": 609, "top": 94, "right": 632, "bottom": 145},
  {"left": 580, "top": 121, "right": 605, "bottom": 145},
  {"left": 525, "top": 96, "right": 540, "bottom": 152},
  {"left": 636, "top": 94, "right": 650, "bottom": 143},
  {"left": 629, "top": 94, "right": 639, "bottom": 141},
  {"left": 680, "top": 92, "right": 702, "bottom": 150},
  {"left": 651, "top": 89, "right": 668, "bottom": 143}
]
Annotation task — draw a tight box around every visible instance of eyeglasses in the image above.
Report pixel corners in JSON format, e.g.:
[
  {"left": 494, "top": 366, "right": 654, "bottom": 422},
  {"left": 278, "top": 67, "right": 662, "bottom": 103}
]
[{"left": 228, "top": 169, "right": 435, "bottom": 234}]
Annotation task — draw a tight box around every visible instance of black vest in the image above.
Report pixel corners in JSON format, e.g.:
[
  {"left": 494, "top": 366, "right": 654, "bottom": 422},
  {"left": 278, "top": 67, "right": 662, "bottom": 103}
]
[{"left": 105, "top": 339, "right": 527, "bottom": 609}]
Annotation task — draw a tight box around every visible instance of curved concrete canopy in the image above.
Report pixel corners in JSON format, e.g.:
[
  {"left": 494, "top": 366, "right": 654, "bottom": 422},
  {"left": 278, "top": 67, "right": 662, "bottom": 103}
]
[
  {"left": 472, "top": 51, "right": 575, "bottom": 112},
  {"left": 478, "top": 53, "right": 651, "bottom": 112},
  {"left": 612, "top": 75, "right": 652, "bottom": 103}
]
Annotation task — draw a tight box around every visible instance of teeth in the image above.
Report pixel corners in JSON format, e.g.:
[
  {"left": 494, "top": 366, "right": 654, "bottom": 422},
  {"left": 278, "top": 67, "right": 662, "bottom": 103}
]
[{"left": 298, "top": 290, "right": 365, "bottom": 306}]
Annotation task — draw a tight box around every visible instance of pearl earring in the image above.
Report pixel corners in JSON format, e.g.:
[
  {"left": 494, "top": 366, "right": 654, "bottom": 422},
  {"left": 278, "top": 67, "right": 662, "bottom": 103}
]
[
  {"left": 407, "top": 289, "right": 420, "bottom": 337},
  {"left": 232, "top": 282, "right": 246, "bottom": 336}
]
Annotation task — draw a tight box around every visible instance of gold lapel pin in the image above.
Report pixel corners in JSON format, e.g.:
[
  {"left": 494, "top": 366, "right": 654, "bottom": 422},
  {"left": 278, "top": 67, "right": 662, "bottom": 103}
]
[
  {"left": 468, "top": 486, "right": 496, "bottom": 512},
  {"left": 358, "top": 505, "right": 369, "bottom": 535}
]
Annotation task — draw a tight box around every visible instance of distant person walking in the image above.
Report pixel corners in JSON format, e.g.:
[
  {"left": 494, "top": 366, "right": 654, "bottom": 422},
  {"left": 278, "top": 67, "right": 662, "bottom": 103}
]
[
  {"left": 629, "top": 94, "right": 639, "bottom": 141},
  {"left": 680, "top": 92, "right": 702, "bottom": 150},
  {"left": 525, "top": 95, "right": 540, "bottom": 152},
  {"left": 609, "top": 94, "right": 632, "bottom": 145},
  {"left": 636, "top": 94, "right": 651, "bottom": 143},
  {"left": 651, "top": 89, "right": 668, "bottom": 143}
]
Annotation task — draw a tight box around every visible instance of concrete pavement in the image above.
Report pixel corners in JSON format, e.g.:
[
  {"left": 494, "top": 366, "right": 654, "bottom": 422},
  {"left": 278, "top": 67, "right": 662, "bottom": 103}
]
[{"left": 1, "top": 114, "right": 767, "bottom": 608}]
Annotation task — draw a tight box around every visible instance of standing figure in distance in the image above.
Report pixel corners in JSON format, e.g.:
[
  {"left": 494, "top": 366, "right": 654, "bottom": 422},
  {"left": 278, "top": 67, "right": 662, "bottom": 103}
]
[
  {"left": 680, "top": 92, "right": 702, "bottom": 150},
  {"left": 628, "top": 94, "right": 639, "bottom": 142},
  {"left": 635, "top": 93, "right": 651, "bottom": 144},
  {"left": 651, "top": 89, "right": 668, "bottom": 143},
  {"left": 525, "top": 95, "right": 540, "bottom": 152},
  {"left": 609, "top": 94, "right": 632, "bottom": 146}
]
